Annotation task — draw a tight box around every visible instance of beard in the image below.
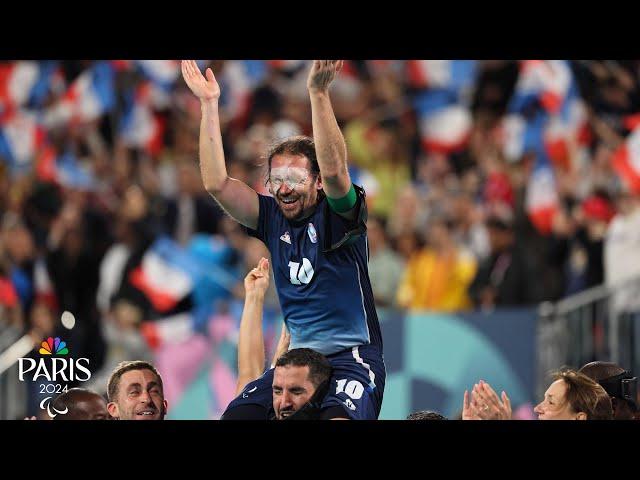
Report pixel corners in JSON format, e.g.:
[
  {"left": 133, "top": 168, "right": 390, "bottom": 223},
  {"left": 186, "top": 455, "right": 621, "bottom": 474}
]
[{"left": 276, "top": 193, "right": 306, "bottom": 220}]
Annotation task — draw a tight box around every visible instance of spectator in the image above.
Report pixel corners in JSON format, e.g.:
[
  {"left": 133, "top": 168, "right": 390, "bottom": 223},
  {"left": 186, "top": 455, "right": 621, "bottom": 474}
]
[
  {"left": 50, "top": 388, "right": 109, "bottom": 420},
  {"left": 44, "top": 199, "right": 106, "bottom": 376},
  {"left": 579, "top": 361, "right": 638, "bottom": 420},
  {"left": 1, "top": 214, "right": 37, "bottom": 314},
  {"left": 533, "top": 370, "right": 613, "bottom": 420},
  {"left": 0, "top": 263, "right": 27, "bottom": 419},
  {"left": 163, "top": 160, "right": 225, "bottom": 245},
  {"left": 469, "top": 211, "right": 543, "bottom": 309},
  {"left": 550, "top": 191, "right": 614, "bottom": 296},
  {"left": 605, "top": 191, "right": 640, "bottom": 312},
  {"left": 367, "top": 215, "right": 405, "bottom": 307},
  {"left": 397, "top": 216, "right": 477, "bottom": 311},
  {"left": 406, "top": 410, "right": 448, "bottom": 420},
  {"left": 447, "top": 192, "right": 490, "bottom": 262},
  {"left": 464, "top": 371, "right": 613, "bottom": 420},
  {"left": 107, "top": 360, "right": 167, "bottom": 420},
  {"left": 345, "top": 117, "right": 411, "bottom": 219}
]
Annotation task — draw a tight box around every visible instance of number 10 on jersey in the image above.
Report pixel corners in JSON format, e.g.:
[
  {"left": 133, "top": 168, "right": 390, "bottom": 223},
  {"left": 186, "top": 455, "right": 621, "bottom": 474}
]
[{"left": 288, "top": 258, "right": 315, "bottom": 285}]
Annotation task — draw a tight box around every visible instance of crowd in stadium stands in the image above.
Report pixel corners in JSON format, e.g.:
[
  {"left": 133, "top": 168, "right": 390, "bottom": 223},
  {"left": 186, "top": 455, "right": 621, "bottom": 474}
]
[{"left": 1, "top": 60, "right": 640, "bottom": 419}]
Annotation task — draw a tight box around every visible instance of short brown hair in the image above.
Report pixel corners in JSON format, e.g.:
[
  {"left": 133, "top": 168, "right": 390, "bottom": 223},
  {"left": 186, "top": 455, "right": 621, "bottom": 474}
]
[
  {"left": 553, "top": 369, "right": 613, "bottom": 420},
  {"left": 266, "top": 136, "right": 320, "bottom": 177},
  {"left": 107, "top": 361, "right": 163, "bottom": 402}
]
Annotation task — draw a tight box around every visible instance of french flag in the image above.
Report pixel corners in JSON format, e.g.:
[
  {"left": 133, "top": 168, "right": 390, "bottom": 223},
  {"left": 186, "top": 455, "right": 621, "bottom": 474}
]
[
  {"left": 499, "top": 111, "right": 560, "bottom": 234},
  {"left": 418, "top": 104, "right": 472, "bottom": 154},
  {"left": 44, "top": 62, "right": 115, "bottom": 127},
  {"left": 129, "top": 238, "right": 195, "bottom": 313},
  {"left": 0, "top": 276, "right": 18, "bottom": 308},
  {"left": 543, "top": 115, "right": 571, "bottom": 169},
  {"left": 497, "top": 112, "right": 547, "bottom": 163},
  {"left": 623, "top": 113, "right": 640, "bottom": 132},
  {"left": 509, "top": 60, "right": 572, "bottom": 115},
  {"left": 543, "top": 84, "right": 591, "bottom": 170},
  {"left": 267, "top": 60, "right": 306, "bottom": 72},
  {"left": 406, "top": 60, "right": 477, "bottom": 95},
  {"left": 35, "top": 146, "right": 95, "bottom": 190},
  {"left": 135, "top": 60, "right": 181, "bottom": 91},
  {"left": 140, "top": 312, "right": 194, "bottom": 350},
  {"left": 0, "top": 110, "right": 46, "bottom": 173},
  {"left": 0, "top": 61, "right": 60, "bottom": 110},
  {"left": 561, "top": 89, "right": 591, "bottom": 147},
  {"left": 612, "top": 126, "right": 640, "bottom": 194},
  {"left": 410, "top": 61, "right": 476, "bottom": 155},
  {"left": 367, "top": 60, "right": 403, "bottom": 73},
  {"left": 219, "top": 61, "right": 257, "bottom": 123},
  {"left": 55, "top": 151, "right": 95, "bottom": 190},
  {"left": 506, "top": 65, "right": 590, "bottom": 170},
  {"left": 110, "top": 60, "right": 133, "bottom": 71},
  {"left": 120, "top": 82, "right": 165, "bottom": 156},
  {"left": 498, "top": 114, "right": 527, "bottom": 162},
  {"left": 526, "top": 154, "right": 559, "bottom": 235}
]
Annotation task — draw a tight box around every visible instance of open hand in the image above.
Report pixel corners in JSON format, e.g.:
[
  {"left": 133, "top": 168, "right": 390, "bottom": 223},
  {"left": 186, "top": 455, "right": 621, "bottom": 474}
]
[
  {"left": 307, "top": 60, "right": 344, "bottom": 93},
  {"left": 181, "top": 60, "right": 220, "bottom": 101},
  {"left": 470, "top": 380, "right": 512, "bottom": 420}
]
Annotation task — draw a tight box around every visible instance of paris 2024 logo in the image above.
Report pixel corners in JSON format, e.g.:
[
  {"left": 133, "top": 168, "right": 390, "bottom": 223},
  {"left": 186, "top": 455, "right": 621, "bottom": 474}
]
[{"left": 18, "top": 336, "right": 91, "bottom": 418}]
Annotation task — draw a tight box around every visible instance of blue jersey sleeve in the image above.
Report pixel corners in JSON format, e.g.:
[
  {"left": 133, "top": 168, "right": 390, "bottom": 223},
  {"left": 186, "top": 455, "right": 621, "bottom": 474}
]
[{"left": 245, "top": 194, "right": 277, "bottom": 243}]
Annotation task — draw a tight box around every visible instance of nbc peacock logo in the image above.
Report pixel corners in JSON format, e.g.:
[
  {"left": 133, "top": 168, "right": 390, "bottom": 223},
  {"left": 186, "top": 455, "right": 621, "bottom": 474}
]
[{"left": 38, "top": 337, "right": 69, "bottom": 356}]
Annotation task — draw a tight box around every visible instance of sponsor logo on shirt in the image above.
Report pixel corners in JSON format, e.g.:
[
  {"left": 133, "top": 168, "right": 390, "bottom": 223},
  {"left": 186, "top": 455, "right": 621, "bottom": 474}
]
[
  {"left": 307, "top": 223, "right": 317, "bottom": 244},
  {"left": 280, "top": 231, "right": 291, "bottom": 244}
]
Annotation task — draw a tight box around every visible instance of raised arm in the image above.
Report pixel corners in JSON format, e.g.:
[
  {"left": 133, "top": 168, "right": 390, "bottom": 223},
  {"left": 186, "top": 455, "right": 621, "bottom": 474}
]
[
  {"left": 307, "top": 61, "right": 353, "bottom": 204},
  {"left": 235, "top": 257, "right": 270, "bottom": 396},
  {"left": 270, "top": 322, "right": 291, "bottom": 368},
  {"left": 181, "top": 60, "right": 259, "bottom": 230}
]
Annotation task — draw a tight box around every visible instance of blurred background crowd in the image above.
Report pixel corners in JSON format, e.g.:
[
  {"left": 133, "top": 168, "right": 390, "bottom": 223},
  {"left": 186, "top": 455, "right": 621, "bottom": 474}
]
[{"left": 1, "top": 60, "right": 640, "bottom": 419}]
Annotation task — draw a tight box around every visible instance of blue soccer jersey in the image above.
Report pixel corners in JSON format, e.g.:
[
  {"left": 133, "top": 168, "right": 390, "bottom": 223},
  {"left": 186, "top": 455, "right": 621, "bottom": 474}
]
[{"left": 247, "top": 185, "right": 383, "bottom": 356}]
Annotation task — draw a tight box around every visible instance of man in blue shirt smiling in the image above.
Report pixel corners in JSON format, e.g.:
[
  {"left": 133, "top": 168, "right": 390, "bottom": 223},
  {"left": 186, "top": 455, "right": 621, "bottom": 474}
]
[{"left": 182, "top": 60, "right": 385, "bottom": 419}]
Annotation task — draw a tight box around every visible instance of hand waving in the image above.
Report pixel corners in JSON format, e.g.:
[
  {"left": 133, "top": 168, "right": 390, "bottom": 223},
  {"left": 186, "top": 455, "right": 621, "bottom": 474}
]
[
  {"left": 307, "top": 60, "right": 344, "bottom": 93},
  {"left": 181, "top": 60, "right": 221, "bottom": 101}
]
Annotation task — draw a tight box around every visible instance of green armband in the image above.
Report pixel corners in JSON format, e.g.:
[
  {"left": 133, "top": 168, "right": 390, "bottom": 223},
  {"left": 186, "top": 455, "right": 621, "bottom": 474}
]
[{"left": 326, "top": 184, "right": 357, "bottom": 213}]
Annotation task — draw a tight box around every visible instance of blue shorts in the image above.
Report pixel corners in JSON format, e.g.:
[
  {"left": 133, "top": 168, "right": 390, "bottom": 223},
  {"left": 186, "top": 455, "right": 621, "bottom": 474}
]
[{"left": 222, "top": 344, "right": 385, "bottom": 420}]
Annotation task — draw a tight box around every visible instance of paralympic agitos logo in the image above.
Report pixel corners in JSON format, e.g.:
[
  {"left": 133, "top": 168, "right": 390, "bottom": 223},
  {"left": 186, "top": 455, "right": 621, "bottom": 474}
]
[{"left": 18, "top": 336, "right": 91, "bottom": 417}]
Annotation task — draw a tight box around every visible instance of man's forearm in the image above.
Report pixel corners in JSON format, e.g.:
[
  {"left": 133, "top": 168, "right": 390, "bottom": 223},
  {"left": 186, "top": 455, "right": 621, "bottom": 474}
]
[
  {"left": 199, "top": 99, "right": 229, "bottom": 193},
  {"left": 198, "top": 99, "right": 259, "bottom": 230},
  {"left": 309, "top": 91, "right": 351, "bottom": 196}
]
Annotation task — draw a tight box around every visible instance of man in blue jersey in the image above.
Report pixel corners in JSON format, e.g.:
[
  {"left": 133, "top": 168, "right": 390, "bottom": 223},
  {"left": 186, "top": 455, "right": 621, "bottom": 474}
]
[{"left": 182, "top": 60, "right": 385, "bottom": 419}]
